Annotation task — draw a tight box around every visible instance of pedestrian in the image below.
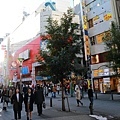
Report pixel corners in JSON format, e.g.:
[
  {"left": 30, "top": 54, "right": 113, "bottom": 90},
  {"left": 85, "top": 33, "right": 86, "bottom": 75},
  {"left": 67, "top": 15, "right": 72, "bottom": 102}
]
[
  {"left": 1, "top": 87, "right": 9, "bottom": 111},
  {"left": 34, "top": 85, "right": 45, "bottom": 116},
  {"left": 9, "top": 88, "right": 13, "bottom": 102},
  {"left": 57, "top": 85, "right": 60, "bottom": 95},
  {"left": 24, "top": 87, "right": 35, "bottom": 120},
  {"left": 88, "top": 84, "right": 94, "bottom": 105},
  {"left": 75, "top": 87, "right": 83, "bottom": 107},
  {"left": 11, "top": 88, "right": 23, "bottom": 120},
  {"left": 52, "top": 85, "right": 57, "bottom": 97}
]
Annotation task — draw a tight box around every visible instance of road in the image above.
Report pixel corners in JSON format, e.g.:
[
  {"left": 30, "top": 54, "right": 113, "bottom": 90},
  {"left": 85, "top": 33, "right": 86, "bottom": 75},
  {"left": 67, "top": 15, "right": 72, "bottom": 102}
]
[
  {"left": 45, "top": 92, "right": 120, "bottom": 119},
  {"left": 0, "top": 92, "right": 119, "bottom": 120}
]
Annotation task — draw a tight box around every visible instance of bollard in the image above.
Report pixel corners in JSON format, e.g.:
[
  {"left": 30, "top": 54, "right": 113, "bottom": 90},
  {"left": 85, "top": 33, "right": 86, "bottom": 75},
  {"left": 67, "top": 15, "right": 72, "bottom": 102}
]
[
  {"left": 111, "top": 92, "right": 113, "bottom": 100},
  {"left": 50, "top": 97, "right": 52, "bottom": 107},
  {"left": 95, "top": 92, "right": 97, "bottom": 99},
  {"left": 89, "top": 103, "right": 93, "bottom": 115}
]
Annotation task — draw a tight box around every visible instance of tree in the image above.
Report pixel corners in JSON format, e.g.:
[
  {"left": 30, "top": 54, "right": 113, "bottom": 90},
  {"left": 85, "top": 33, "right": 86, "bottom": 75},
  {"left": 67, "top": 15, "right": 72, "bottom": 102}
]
[
  {"left": 103, "top": 22, "right": 120, "bottom": 76},
  {"left": 37, "top": 8, "right": 84, "bottom": 111}
]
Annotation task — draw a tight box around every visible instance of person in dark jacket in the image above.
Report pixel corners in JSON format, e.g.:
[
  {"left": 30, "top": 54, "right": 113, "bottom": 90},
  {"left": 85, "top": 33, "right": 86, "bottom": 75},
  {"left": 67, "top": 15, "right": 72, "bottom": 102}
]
[
  {"left": 34, "top": 85, "right": 45, "bottom": 116},
  {"left": 11, "top": 88, "right": 23, "bottom": 120},
  {"left": 1, "top": 87, "right": 9, "bottom": 111},
  {"left": 24, "top": 88, "right": 35, "bottom": 120},
  {"left": 88, "top": 84, "right": 93, "bottom": 105}
]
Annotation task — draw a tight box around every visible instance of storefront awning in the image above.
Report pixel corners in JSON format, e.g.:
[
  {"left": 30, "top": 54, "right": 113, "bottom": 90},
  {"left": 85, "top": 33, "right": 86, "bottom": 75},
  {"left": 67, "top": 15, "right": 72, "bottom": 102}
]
[{"left": 36, "top": 76, "right": 51, "bottom": 81}]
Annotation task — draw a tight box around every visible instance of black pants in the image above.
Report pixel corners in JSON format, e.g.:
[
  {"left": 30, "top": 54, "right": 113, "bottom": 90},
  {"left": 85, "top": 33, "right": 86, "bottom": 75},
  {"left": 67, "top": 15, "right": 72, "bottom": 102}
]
[
  {"left": 37, "top": 104, "right": 42, "bottom": 115},
  {"left": 14, "top": 110, "right": 21, "bottom": 119},
  {"left": 77, "top": 99, "right": 83, "bottom": 105}
]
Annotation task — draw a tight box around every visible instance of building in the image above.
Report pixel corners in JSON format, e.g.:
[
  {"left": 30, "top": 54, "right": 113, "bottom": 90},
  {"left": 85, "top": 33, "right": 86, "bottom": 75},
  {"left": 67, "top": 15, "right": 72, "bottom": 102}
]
[
  {"left": 81, "top": 0, "right": 120, "bottom": 93},
  {"left": 5, "top": 0, "right": 81, "bottom": 86}
]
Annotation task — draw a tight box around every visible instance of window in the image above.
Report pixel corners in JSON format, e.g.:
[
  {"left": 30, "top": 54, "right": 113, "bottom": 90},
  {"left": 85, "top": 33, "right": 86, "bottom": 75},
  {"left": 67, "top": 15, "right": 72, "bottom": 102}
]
[
  {"left": 88, "top": 19, "right": 93, "bottom": 28},
  {"left": 86, "top": 0, "right": 110, "bottom": 12},
  {"left": 90, "top": 36, "right": 96, "bottom": 45},
  {"left": 99, "top": 52, "right": 108, "bottom": 63},
  {"left": 91, "top": 55, "right": 99, "bottom": 64},
  {"left": 96, "top": 33, "right": 104, "bottom": 44}
]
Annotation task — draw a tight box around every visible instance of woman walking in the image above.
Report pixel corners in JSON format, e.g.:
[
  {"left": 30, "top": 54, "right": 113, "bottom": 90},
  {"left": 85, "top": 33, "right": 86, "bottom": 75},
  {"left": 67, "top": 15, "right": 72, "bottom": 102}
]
[
  {"left": 24, "top": 88, "right": 35, "bottom": 120},
  {"left": 76, "top": 87, "right": 83, "bottom": 107},
  {"left": 11, "top": 88, "right": 23, "bottom": 120}
]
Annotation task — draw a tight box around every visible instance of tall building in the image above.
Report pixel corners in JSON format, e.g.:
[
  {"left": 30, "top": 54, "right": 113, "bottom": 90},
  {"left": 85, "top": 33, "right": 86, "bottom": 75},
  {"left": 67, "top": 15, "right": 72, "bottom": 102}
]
[{"left": 81, "top": 0, "right": 120, "bottom": 93}]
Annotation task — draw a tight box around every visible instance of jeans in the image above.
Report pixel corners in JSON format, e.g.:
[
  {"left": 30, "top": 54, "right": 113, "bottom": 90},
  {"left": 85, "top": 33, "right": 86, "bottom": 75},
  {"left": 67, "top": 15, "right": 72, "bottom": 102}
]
[{"left": 89, "top": 97, "right": 93, "bottom": 105}]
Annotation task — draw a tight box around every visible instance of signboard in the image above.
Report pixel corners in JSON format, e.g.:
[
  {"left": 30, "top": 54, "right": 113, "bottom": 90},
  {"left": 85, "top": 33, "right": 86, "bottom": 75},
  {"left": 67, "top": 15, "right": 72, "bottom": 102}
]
[
  {"left": 19, "top": 49, "right": 30, "bottom": 60},
  {"left": 40, "top": 40, "right": 49, "bottom": 52},
  {"left": 104, "top": 13, "right": 112, "bottom": 21}
]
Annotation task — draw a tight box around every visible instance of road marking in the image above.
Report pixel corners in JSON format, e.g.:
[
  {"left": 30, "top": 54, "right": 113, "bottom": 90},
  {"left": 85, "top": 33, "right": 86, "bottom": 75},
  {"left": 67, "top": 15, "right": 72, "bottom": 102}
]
[{"left": 90, "top": 115, "right": 107, "bottom": 120}]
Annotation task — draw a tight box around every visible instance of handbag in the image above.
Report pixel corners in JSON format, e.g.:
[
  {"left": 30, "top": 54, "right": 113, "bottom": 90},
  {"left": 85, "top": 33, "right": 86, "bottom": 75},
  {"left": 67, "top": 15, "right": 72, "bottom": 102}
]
[{"left": 43, "top": 102, "right": 46, "bottom": 109}]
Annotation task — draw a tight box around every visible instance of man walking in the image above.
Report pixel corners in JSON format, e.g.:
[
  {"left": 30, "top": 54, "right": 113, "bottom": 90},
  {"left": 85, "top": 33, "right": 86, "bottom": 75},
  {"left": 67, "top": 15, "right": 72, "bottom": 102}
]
[
  {"left": 11, "top": 88, "right": 23, "bottom": 120},
  {"left": 34, "top": 85, "right": 45, "bottom": 116},
  {"left": 88, "top": 84, "right": 94, "bottom": 114},
  {"left": 88, "top": 84, "right": 93, "bottom": 105}
]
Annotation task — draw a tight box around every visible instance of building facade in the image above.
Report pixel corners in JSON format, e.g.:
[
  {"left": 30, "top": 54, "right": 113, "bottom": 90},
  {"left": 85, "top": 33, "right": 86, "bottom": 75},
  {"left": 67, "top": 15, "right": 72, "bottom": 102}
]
[
  {"left": 5, "top": 0, "right": 81, "bottom": 86},
  {"left": 81, "top": 0, "right": 120, "bottom": 93}
]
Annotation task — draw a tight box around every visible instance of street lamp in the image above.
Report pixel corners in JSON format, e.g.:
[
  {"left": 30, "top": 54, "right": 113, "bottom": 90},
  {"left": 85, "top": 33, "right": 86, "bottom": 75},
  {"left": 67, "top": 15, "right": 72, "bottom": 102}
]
[{"left": 18, "top": 58, "right": 24, "bottom": 93}]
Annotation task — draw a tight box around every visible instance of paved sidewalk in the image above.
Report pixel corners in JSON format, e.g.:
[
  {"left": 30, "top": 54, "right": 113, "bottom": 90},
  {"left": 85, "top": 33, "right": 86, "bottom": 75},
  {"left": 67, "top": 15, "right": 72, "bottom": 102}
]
[
  {"left": 21, "top": 107, "right": 95, "bottom": 120},
  {"left": 0, "top": 101, "right": 95, "bottom": 120}
]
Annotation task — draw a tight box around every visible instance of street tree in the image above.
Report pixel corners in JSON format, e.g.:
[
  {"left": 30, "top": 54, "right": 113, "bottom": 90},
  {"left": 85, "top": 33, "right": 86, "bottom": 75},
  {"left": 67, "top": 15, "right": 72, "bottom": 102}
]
[
  {"left": 36, "top": 8, "right": 84, "bottom": 111},
  {"left": 103, "top": 22, "right": 120, "bottom": 76}
]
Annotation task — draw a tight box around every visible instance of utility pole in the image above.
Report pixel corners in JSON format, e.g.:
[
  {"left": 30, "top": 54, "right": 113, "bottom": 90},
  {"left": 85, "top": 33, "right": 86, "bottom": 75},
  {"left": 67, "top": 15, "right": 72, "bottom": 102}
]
[{"left": 6, "top": 35, "right": 10, "bottom": 87}]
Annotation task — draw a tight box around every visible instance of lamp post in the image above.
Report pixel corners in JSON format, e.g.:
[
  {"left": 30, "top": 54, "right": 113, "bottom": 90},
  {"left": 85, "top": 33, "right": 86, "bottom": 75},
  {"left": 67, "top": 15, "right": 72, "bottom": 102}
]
[{"left": 18, "top": 58, "right": 24, "bottom": 93}]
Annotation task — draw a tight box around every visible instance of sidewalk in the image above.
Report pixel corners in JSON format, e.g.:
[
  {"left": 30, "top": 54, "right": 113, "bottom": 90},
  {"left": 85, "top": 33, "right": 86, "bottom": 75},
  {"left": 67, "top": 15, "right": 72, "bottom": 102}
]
[
  {"left": 0, "top": 101, "right": 95, "bottom": 120},
  {"left": 21, "top": 107, "right": 96, "bottom": 120}
]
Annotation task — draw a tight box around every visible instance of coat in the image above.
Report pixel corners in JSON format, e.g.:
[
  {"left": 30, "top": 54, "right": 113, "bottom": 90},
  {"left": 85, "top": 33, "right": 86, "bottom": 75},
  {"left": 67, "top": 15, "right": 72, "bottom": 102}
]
[
  {"left": 24, "top": 93, "right": 35, "bottom": 112},
  {"left": 34, "top": 87, "right": 45, "bottom": 104},
  {"left": 76, "top": 89, "right": 81, "bottom": 100},
  {"left": 11, "top": 93, "right": 23, "bottom": 111},
  {"left": 2, "top": 89, "right": 9, "bottom": 103}
]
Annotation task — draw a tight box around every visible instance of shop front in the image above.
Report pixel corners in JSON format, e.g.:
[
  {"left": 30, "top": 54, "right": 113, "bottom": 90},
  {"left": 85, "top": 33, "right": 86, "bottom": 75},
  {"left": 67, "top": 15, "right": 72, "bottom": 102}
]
[{"left": 93, "top": 67, "right": 118, "bottom": 93}]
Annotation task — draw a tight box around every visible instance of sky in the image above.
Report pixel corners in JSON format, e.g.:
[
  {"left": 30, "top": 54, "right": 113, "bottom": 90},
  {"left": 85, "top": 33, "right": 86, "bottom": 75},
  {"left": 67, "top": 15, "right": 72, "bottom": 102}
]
[
  {"left": 0, "top": 0, "right": 43, "bottom": 37},
  {"left": 0, "top": 0, "right": 80, "bottom": 38},
  {"left": 0, "top": 0, "right": 80, "bottom": 62}
]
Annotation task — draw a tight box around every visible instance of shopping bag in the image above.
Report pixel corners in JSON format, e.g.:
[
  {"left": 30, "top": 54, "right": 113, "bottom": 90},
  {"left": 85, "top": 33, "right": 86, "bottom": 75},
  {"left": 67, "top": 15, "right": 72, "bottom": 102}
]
[{"left": 43, "top": 102, "right": 46, "bottom": 109}]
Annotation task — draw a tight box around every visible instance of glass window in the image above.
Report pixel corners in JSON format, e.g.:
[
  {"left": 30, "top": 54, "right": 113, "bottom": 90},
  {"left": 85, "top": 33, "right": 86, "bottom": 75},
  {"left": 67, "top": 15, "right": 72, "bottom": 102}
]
[
  {"left": 90, "top": 36, "right": 96, "bottom": 45},
  {"left": 96, "top": 33, "right": 104, "bottom": 44},
  {"left": 88, "top": 19, "right": 93, "bottom": 28},
  {"left": 91, "top": 54, "right": 99, "bottom": 64}
]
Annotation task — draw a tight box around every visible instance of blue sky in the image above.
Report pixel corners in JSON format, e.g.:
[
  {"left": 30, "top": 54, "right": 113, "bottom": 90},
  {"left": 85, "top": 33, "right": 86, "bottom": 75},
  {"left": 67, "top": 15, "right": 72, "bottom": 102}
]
[{"left": 0, "top": 0, "right": 79, "bottom": 37}]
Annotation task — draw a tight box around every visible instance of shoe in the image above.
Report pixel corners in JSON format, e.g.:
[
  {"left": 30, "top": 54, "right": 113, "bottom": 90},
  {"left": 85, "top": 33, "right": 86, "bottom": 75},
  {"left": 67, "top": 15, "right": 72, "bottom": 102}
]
[
  {"left": 38, "top": 113, "right": 41, "bottom": 116},
  {"left": 77, "top": 104, "right": 79, "bottom": 107},
  {"left": 81, "top": 103, "right": 83, "bottom": 106},
  {"left": 27, "top": 116, "right": 29, "bottom": 120}
]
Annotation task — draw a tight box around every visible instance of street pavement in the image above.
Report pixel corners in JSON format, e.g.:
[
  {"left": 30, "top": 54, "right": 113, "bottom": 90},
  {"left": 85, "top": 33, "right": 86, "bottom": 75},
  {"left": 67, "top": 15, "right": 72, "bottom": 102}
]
[{"left": 0, "top": 92, "right": 120, "bottom": 120}]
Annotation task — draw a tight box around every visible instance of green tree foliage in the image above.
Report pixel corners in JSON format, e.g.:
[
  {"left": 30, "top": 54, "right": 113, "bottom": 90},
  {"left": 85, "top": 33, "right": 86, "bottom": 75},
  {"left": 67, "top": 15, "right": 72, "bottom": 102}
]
[
  {"left": 103, "top": 22, "right": 120, "bottom": 75},
  {"left": 37, "top": 8, "right": 83, "bottom": 82}
]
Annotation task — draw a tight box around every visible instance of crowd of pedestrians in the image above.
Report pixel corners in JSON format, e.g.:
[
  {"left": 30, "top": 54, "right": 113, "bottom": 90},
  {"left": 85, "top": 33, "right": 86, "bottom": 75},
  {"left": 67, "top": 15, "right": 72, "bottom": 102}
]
[
  {"left": 0, "top": 84, "right": 45, "bottom": 120},
  {"left": 0, "top": 81, "right": 94, "bottom": 120}
]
